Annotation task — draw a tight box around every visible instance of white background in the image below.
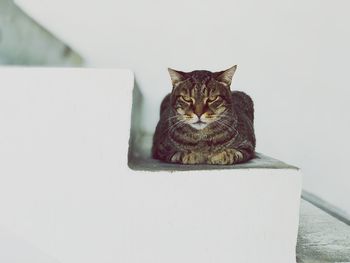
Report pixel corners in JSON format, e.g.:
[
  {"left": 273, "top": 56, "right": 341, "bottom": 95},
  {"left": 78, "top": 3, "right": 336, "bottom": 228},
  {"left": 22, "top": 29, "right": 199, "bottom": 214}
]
[{"left": 16, "top": 0, "right": 350, "bottom": 215}]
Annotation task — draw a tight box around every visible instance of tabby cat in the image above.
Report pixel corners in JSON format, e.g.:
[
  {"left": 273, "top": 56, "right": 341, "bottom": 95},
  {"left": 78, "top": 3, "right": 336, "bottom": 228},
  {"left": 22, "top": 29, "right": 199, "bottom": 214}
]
[{"left": 152, "top": 66, "right": 255, "bottom": 165}]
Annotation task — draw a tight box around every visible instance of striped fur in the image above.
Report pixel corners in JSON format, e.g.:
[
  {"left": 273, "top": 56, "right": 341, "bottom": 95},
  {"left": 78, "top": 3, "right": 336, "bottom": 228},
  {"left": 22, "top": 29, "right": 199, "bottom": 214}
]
[{"left": 152, "top": 66, "right": 255, "bottom": 165}]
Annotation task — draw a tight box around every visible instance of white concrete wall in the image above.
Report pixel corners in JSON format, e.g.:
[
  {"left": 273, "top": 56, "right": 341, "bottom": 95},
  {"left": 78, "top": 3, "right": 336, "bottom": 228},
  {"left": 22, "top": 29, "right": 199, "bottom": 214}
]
[{"left": 16, "top": 0, "right": 350, "bottom": 215}]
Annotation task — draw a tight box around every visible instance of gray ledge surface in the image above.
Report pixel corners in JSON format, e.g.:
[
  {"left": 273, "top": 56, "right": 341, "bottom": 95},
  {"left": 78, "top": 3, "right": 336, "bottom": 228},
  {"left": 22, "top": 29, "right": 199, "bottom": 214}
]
[
  {"left": 129, "top": 134, "right": 299, "bottom": 172},
  {"left": 297, "top": 200, "right": 350, "bottom": 263}
]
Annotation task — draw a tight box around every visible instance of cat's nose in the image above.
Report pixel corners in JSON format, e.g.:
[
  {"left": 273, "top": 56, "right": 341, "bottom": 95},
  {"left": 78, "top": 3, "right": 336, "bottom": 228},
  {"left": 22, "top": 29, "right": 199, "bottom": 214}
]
[
  {"left": 195, "top": 113, "right": 206, "bottom": 122},
  {"left": 194, "top": 113, "right": 204, "bottom": 121},
  {"left": 194, "top": 105, "right": 204, "bottom": 118}
]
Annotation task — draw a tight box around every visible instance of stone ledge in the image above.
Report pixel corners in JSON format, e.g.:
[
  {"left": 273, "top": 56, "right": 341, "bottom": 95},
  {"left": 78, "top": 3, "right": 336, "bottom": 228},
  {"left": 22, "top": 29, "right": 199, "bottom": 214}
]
[
  {"left": 297, "top": 200, "right": 350, "bottom": 263},
  {"left": 129, "top": 133, "right": 299, "bottom": 172}
]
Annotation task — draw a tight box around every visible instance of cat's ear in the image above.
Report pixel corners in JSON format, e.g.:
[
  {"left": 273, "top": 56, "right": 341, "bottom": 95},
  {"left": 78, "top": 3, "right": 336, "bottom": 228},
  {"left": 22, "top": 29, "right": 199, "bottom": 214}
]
[
  {"left": 214, "top": 65, "right": 237, "bottom": 87},
  {"left": 168, "top": 68, "right": 186, "bottom": 86}
]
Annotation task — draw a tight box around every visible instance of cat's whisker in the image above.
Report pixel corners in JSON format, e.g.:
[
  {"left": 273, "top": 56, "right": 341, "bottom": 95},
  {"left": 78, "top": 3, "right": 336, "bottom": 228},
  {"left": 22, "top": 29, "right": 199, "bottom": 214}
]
[
  {"left": 214, "top": 117, "right": 239, "bottom": 134},
  {"left": 159, "top": 120, "right": 182, "bottom": 137},
  {"left": 167, "top": 121, "right": 186, "bottom": 135},
  {"left": 161, "top": 118, "right": 187, "bottom": 137},
  {"left": 215, "top": 120, "right": 233, "bottom": 131},
  {"left": 165, "top": 115, "right": 181, "bottom": 122}
]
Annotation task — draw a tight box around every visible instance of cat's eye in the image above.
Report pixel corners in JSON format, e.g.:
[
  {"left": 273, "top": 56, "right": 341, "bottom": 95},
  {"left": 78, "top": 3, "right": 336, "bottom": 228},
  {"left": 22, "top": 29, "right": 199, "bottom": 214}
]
[
  {"left": 181, "top": 96, "right": 192, "bottom": 103},
  {"left": 207, "top": 96, "right": 219, "bottom": 103}
]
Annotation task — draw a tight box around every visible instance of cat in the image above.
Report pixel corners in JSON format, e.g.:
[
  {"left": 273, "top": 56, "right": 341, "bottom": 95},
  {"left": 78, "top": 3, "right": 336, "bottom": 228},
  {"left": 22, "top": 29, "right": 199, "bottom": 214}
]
[{"left": 152, "top": 66, "right": 255, "bottom": 165}]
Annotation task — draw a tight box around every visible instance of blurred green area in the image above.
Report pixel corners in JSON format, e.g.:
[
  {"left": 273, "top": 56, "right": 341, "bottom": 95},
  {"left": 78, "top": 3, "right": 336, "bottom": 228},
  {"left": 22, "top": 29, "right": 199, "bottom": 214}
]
[{"left": 0, "top": 0, "right": 83, "bottom": 66}]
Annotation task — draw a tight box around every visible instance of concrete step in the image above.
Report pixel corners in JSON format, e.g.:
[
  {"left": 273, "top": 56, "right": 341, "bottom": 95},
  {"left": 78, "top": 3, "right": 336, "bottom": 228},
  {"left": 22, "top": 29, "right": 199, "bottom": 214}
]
[
  {"left": 297, "top": 199, "right": 350, "bottom": 263},
  {"left": 0, "top": 68, "right": 301, "bottom": 263}
]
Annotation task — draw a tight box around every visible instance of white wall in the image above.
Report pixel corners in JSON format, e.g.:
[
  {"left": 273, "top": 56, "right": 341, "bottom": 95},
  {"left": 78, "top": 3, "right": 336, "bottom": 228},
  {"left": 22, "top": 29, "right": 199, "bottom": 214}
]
[{"left": 16, "top": 0, "right": 350, "bottom": 215}]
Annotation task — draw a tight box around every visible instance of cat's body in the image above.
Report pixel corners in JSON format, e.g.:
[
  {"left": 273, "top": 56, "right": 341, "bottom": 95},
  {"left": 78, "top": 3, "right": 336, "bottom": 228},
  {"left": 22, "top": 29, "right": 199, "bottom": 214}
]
[{"left": 152, "top": 66, "right": 255, "bottom": 165}]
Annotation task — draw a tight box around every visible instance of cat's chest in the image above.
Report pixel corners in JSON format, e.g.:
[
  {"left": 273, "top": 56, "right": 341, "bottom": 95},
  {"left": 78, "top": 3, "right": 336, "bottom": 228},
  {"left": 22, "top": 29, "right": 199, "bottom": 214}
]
[{"left": 170, "top": 129, "right": 230, "bottom": 151}]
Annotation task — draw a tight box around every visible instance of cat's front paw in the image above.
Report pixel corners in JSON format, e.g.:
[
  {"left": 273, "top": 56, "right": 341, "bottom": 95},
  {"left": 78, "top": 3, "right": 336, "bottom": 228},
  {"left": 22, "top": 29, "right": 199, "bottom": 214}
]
[
  {"left": 207, "top": 149, "right": 243, "bottom": 165},
  {"left": 170, "top": 151, "right": 205, "bottom": 164}
]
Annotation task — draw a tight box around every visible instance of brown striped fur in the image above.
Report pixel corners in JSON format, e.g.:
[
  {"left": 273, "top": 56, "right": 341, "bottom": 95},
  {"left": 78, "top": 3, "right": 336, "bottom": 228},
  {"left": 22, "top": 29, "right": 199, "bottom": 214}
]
[{"left": 152, "top": 66, "right": 255, "bottom": 165}]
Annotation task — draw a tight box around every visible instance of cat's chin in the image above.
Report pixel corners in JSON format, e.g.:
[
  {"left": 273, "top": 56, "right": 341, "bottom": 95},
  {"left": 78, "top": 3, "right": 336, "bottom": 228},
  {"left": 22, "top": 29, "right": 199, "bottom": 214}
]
[{"left": 189, "top": 122, "right": 208, "bottom": 130}]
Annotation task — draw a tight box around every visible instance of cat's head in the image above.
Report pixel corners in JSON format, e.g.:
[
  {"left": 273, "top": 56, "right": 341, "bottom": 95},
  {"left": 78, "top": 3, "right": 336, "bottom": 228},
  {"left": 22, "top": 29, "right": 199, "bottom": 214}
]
[{"left": 168, "top": 66, "right": 237, "bottom": 130}]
